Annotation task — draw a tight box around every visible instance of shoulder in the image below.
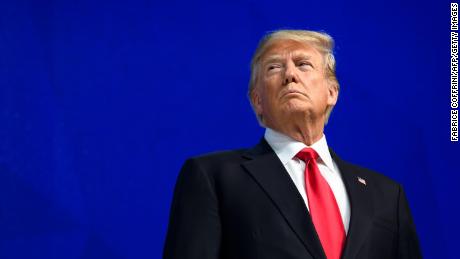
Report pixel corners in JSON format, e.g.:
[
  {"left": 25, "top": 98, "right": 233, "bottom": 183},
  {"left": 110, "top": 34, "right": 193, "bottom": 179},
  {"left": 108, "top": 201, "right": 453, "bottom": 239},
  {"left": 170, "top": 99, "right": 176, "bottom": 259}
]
[
  {"left": 332, "top": 150, "right": 403, "bottom": 196},
  {"left": 335, "top": 157, "right": 407, "bottom": 215},
  {"left": 189, "top": 148, "right": 248, "bottom": 166},
  {"left": 175, "top": 148, "right": 256, "bottom": 197},
  {"left": 345, "top": 161, "right": 399, "bottom": 187},
  {"left": 183, "top": 148, "right": 252, "bottom": 176}
]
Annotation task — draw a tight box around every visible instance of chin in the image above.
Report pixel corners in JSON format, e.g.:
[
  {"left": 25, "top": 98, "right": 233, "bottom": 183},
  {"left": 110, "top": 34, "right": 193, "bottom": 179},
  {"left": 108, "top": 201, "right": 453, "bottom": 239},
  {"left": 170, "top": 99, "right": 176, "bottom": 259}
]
[{"left": 282, "top": 100, "right": 311, "bottom": 113}]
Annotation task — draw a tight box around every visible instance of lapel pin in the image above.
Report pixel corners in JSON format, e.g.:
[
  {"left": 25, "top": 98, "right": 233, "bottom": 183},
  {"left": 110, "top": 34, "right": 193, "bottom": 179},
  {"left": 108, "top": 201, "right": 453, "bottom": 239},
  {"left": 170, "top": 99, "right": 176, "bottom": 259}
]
[{"left": 357, "top": 177, "right": 366, "bottom": 185}]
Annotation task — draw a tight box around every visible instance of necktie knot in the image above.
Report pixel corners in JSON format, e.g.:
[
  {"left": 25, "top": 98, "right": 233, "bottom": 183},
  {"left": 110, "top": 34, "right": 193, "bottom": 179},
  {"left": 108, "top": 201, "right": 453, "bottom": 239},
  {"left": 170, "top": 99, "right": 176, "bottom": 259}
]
[{"left": 295, "top": 148, "right": 319, "bottom": 162}]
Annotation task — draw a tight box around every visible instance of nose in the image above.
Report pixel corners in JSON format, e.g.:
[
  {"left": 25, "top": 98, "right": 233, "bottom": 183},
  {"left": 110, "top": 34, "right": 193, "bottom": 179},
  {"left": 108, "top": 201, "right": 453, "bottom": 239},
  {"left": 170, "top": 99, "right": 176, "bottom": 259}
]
[{"left": 283, "top": 61, "right": 299, "bottom": 85}]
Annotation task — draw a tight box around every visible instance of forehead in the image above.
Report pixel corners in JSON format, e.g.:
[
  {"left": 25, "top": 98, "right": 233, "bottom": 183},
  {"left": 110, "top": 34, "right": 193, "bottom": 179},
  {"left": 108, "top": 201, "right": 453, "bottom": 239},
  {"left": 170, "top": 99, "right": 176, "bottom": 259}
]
[{"left": 260, "top": 39, "right": 322, "bottom": 61}]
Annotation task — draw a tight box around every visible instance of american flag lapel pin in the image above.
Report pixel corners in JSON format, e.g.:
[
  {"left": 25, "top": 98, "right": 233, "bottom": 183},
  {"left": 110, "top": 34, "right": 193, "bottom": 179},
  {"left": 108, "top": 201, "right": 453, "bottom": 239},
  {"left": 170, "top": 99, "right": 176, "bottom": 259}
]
[{"left": 357, "top": 177, "right": 366, "bottom": 185}]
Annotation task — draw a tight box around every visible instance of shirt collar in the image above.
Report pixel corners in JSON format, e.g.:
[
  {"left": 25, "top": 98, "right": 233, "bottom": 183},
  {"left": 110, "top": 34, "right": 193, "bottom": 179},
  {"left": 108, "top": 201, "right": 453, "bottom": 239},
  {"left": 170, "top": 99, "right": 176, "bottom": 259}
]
[{"left": 264, "top": 128, "right": 336, "bottom": 171}]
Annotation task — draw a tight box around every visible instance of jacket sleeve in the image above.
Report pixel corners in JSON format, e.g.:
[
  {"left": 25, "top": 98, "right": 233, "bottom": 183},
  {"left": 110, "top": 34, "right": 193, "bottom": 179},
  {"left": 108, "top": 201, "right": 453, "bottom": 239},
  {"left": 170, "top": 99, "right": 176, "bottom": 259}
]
[
  {"left": 163, "top": 158, "right": 221, "bottom": 259},
  {"left": 397, "top": 185, "right": 423, "bottom": 258}
]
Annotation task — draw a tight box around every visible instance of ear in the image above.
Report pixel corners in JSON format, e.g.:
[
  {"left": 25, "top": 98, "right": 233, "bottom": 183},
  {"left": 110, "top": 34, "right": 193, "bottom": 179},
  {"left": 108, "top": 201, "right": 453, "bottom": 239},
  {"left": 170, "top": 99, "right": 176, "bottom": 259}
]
[
  {"left": 327, "top": 82, "right": 339, "bottom": 106},
  {"left": 251, "top": 87, "right": 263, "bottom": 115}
]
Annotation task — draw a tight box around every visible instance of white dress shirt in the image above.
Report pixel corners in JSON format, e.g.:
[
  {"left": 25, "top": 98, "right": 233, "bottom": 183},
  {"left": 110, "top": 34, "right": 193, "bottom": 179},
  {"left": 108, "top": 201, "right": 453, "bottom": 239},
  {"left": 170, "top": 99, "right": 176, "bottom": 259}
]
[{"left": 264, "top": 128, "right": 351, "bottom": 233}]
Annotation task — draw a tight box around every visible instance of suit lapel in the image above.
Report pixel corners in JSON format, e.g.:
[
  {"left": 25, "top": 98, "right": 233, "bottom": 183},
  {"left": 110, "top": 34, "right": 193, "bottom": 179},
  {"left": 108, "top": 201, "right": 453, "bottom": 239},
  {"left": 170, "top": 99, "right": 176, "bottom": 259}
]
[
  {"left": 242, "top": 139, "right": 326, "bottom": 259},
  {"left": 330, "top": 150, "right": 374, "bottom": 259}
]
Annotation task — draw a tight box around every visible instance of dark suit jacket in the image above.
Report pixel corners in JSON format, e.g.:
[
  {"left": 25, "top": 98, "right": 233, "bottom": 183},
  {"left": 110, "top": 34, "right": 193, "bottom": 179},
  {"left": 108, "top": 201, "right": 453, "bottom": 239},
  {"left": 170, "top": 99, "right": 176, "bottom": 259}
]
[{"left": 163, "top": 139, "right": 422, "bottom": 259}]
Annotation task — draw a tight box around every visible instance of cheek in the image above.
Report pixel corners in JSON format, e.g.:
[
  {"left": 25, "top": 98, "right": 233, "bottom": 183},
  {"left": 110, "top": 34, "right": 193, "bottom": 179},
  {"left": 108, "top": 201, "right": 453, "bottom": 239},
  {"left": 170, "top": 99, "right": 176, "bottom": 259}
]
[
  {"left": 262, "top": 81, "right": 281, "bottom": 99},
  {"left": 310, "top": 77, "right": 329, "bottom": 93},
  {"left": 307, "top": 74, "right": 325, "bottom": 85}
]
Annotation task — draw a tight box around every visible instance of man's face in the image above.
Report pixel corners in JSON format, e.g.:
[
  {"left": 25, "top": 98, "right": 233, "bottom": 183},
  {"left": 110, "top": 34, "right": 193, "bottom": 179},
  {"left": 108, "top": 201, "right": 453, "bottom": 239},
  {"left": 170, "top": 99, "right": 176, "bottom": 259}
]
[{"left": 252, "top": 40, "right": 338, "bottom": 127}]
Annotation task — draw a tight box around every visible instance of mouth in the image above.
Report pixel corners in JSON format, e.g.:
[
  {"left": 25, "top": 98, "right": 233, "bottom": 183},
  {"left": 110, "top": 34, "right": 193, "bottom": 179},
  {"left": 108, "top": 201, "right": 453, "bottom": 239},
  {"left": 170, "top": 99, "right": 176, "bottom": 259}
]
[{"left": 281, "top": 90, "right": 308, "bottom": 98}]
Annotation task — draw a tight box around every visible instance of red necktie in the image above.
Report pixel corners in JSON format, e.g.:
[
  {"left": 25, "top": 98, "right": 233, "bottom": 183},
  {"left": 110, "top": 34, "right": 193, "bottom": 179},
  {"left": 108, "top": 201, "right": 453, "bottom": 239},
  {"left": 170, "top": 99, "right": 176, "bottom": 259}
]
[{"left": 296, "top": 148, "right": 345, "bottom": 259}]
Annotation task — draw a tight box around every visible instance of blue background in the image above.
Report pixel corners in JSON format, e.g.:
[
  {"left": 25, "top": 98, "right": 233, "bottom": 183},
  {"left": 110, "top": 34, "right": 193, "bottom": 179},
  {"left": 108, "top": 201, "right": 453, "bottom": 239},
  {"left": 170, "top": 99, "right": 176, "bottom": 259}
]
[{"left": 0, "top": 0, "right": 458, "bottom": 258}]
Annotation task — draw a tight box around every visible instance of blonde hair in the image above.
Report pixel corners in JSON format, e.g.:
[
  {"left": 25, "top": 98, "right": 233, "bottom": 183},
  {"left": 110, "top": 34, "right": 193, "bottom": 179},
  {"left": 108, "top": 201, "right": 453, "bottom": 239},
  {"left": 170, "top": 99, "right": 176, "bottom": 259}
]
[{"left": 248, "top": 29, "right": 339, "bottom": 125}]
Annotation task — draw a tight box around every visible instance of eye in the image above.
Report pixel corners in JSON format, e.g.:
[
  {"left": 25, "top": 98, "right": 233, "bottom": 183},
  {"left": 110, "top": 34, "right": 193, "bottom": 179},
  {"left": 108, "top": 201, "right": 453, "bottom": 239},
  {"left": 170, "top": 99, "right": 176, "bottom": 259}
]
[
  {"left": 298, "top": 61, "right": 313, "bottom": 69},
  {"left": 267, "top": 64, "right": 282, "bottom": 72}
]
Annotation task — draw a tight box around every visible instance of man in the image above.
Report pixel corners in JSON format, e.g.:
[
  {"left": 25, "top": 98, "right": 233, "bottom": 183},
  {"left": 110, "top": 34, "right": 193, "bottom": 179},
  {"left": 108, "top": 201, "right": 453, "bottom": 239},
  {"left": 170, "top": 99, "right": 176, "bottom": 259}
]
[{"left": 163, "top": 30, "right": 422, "bottom": 259}]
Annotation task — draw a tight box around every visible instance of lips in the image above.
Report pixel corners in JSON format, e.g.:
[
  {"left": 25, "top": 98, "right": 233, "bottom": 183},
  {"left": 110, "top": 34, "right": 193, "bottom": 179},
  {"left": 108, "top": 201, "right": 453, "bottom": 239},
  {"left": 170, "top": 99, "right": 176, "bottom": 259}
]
[{"left": 281, "top": 89, "right": 308, "bottom": 98}]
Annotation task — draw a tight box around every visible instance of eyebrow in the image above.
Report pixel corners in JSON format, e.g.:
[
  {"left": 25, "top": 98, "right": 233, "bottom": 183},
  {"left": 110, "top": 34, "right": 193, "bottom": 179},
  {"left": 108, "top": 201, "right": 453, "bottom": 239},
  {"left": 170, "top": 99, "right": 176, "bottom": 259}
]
[
  {"left": 263, "top": 54, "right": 313, "bottom": 65},
  {"left": 262, "top": 56, "right": 283, "bottom": 65},
  {"left": 292, "top": 54, "right": 312, "bottom": 61}
]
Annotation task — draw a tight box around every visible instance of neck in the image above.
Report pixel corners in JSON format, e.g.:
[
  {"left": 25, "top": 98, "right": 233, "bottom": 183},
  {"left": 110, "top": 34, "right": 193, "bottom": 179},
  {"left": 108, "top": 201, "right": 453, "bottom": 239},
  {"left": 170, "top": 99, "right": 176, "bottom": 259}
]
[{"left": 266, "top": 113, "right": 325, "bottom": 146}]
